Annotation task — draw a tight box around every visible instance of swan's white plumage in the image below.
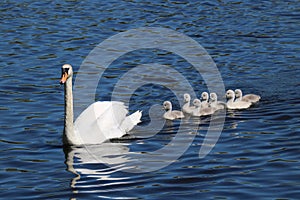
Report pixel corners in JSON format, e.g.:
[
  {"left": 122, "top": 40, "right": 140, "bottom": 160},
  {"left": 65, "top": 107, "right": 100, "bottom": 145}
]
[
  {"left": 74, "top": 101, "right": 141, "bottom": 144},
  {"left": 120, "top": 109, "right": 142, "bottom": 132},
  {"left": 61, "top": 64, "right": 142, "bottom": 145}
]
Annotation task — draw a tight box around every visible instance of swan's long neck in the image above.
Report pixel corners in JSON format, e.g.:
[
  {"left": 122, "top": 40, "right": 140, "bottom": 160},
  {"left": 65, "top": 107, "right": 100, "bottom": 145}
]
[{"left": 64, "top": 76, "right": 75, "bottom": 144}]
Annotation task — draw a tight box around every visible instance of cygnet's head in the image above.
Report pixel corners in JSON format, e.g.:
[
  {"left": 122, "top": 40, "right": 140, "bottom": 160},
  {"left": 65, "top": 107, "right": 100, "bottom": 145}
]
[
  {"left": 183, "top": 93, "right": 191, "bottom": 102},
  {"left": 60, "top": 64, "right": 73, "bottom": 84},
  {"left": 201, "top": 92, "right": 209, "bottom": 101},
  {"left": 226, "top": 90, "right": 235, "bottom": 99},
  {"left": 210, "top": 92, "right": 217, "bottom": 101},
  {"left": 193, "top": 99, "right": 201, "bottom": 107},
  {"left": 234, "top": 89, "right": 242, "bottom": 98},
  {"left": 163, "top": 101, "right": 172, "bottom": 111}
]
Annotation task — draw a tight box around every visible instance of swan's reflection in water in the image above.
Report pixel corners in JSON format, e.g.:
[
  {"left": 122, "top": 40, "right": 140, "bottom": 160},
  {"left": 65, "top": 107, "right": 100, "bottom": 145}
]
[
  {"left": 65, "top": 142, "right": 133, "bottom": 189},
  {"left": 65, "top": 129, "right": 197, "bottom": 194},
  {"left": 64, "top": 109, "right": 224, "bottom": 197},
  {"left": 65, "top": 104, "right": 166, "bottom": 187}
]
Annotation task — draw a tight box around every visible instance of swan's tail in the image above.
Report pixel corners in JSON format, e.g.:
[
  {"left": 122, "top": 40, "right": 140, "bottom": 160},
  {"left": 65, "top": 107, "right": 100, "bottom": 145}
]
[{"left": 120, "top": 110, "right": 142, "bottom": 132}]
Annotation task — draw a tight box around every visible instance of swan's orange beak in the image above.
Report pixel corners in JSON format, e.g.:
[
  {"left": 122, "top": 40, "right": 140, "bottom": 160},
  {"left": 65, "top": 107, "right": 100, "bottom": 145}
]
[{"left": 60, "top": 72, "right": 68, "bottom": 84}]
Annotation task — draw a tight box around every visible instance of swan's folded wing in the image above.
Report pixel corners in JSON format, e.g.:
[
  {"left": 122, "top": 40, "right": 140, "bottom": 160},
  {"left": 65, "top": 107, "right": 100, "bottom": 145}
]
[
  {"left": 120, "top": 110, "right": 142, "bottom": 132},
  {"left": 75, "top": 101, "right": 128, "bottom": 127},
  {"left": 93, "top": 101, "right": 127, "bottom": 118},
  {"left": 74, "top": 101, "right": 129, "bottom": 143}
]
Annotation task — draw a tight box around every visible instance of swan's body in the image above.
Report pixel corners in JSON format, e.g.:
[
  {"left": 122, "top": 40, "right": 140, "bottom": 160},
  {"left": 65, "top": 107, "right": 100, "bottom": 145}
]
[
  {"left": 209, "top": 93, "right": 226, "bottom": 110},
  {"left": 200, "top": 92, "right": 209, "bottom": 108},
  {"left": 60, "top": 64, "right": 142, "bottom": 145},
  {"left": 192, "top": 99, "right": 215, "bottom": 117},
  {"left": 234, "top": 89, "right": 260, "bottom": 104},
  {"left": 163, "top": 101, "right": 184, "bottom": 120},
  {"left": 226, "top": 90, "right": 251, "bottom": 110},
  {"left": 182, "top": 93, "right": 195, "bottom": 114}
]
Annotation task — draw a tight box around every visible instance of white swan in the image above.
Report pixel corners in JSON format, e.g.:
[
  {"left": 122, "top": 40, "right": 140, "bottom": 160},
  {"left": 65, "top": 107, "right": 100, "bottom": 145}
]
[
  {"left": 60, "top": 64, "right": 142, "bottom": 145},
  {"left": 234, "top": 89, "right": 261, "bottom": 104},
  {"left": 200, "top": 92, "right": 209, "bottom": 108},
  {"left": 192, "top": 99, "right": 215, "bottom": 117},
  {"left": 209, "top": 93, "right": 226, "bottom": 110},
  {"left": 226, "top": 89, "right": 251, "bottom": 110},
  {"left": 163, "top": 101, "right": 185, "bottom": 120},
  {"left": 182, "top": 93, "right": 195, "bottom": 114}
]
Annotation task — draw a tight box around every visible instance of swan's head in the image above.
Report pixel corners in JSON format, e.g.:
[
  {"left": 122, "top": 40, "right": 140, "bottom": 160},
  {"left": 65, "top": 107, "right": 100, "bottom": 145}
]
[
  {"left": 226, "top": 90, "right": 235, "bottom": 99},
  {"left": 210, "top": 92, "right": 217, "bottom": 101},
  {"left": 163, "top": 101, "right": 172, "bottom": 111},
  {"left": 193, "top": 99, "right": 201, "bottom": 107},
  {"left": 234, "top": 89, "right": 242, "bottom": 98},
  {"left": 201, "top": 92, "right": 209, "bottom": 101},
  {"left": 60, "top": 64, "right": 73, "bottom": 84},
  {"left": 183, "top": 93, "right": 191, "bottom": 102}
]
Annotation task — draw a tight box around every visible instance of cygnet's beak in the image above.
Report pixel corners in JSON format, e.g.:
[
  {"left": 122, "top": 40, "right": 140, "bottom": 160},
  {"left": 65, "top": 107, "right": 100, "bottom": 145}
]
[{"left": 60, "top": 72, "right": 68, "bottom": 84}]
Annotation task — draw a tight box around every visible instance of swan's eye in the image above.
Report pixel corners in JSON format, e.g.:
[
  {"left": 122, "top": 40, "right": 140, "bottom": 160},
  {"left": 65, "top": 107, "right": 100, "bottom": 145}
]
[{"left": 62, "top": 68, "right": 69, "bottom": 74}]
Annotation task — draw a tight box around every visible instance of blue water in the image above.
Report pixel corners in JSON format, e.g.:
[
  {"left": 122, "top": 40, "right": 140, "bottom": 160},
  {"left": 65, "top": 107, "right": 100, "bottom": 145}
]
[{"left": 1, "top": 0, "right": 300, "bottom": 199}]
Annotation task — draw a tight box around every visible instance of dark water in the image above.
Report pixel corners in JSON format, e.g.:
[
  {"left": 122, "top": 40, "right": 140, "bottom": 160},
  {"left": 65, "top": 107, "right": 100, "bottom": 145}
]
[{"left": 1, "top": 0, "right": 300, "bottom": 199}]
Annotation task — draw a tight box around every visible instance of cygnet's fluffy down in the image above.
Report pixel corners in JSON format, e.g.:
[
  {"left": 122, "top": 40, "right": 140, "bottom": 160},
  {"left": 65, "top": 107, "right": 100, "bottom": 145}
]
[
  {"left": 226, "top": 90, "right": 251, "bottom": 110},
  {"left": 200, "top": 92, "right": 209, "bottom": 108},
  {"left": 192, "top": 99, "right": 215, "bottom": 117},
  {"left": 182, "top": 93, "right": 195, "bottom": 114},
  {"left": 163, "top": 101, "right": 185, "bottom": 120},
  {"left": 234, "top": 89, "right": 261, "bottom": 104},
  {"left": 209, "top": 93, "right": 226, "bottom": 110}
]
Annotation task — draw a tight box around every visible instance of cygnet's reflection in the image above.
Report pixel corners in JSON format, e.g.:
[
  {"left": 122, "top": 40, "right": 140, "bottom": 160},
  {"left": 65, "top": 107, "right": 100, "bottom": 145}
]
[{"left": 64, "top": 103, "right": 208, "bottom": 190}]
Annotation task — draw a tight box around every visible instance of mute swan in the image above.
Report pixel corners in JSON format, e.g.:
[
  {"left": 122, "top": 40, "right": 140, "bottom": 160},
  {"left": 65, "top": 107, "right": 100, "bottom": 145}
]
[
  {"left": 209, "top": 93, "right": 226, "bottom": 110},
  {"left": 200, "top": 92, "right": 209, "bottom": 108},
  {"left": 192, "top": 99, "right": 215, "bottom": 117},
  {"left": 60, "top": 64, "right": 142, "bottom": 145},
  {"left": 226, "top": 89, "right": 251, "bottom": 110},
  {"left": 163, "top": 101, "right": 185, "bottom": 120},
  {"left": 234, "top": 89, "right": 260, "bottom": 104},
  {"left": 182, "top": 93, "right": 195, "bottom": 114}
]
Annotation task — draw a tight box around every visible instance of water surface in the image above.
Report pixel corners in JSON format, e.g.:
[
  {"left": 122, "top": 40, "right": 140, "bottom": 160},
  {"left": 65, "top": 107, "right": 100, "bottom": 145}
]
[{"left": 0, "top": 0, "right": 299, "bottom": 199}]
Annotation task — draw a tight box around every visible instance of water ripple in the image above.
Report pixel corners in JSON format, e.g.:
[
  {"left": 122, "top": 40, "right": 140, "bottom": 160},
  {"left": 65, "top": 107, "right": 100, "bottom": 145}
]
[{"left": 1, "top": 0, "right": 300, "bottom": 199}]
